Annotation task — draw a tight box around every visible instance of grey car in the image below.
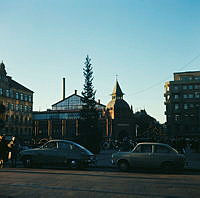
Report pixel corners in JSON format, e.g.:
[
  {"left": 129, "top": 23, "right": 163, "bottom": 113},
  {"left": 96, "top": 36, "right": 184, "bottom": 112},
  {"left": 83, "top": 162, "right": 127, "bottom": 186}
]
[
  {"left": 19, "top": 140, "right": 96, "bottom": 169},
  {"left": 112, "top": 142, "right": 185, "bottom": 171}
]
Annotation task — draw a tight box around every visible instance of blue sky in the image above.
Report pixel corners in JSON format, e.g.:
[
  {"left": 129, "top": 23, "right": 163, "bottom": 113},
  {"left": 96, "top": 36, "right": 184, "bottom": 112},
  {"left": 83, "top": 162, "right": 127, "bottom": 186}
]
[{"left": 1, "top": 0, "right": 200, "bottom": 123}]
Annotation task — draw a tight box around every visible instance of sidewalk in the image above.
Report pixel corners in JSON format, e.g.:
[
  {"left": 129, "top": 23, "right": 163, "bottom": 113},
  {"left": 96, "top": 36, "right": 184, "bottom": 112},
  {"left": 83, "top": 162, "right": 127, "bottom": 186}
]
[{"left": 95, "top": 149, "right": 200, "bottom": 171}]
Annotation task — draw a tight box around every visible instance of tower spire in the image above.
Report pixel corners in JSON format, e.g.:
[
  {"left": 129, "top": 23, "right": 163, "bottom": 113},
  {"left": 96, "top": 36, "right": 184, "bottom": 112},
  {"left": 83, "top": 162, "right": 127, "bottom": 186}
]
[{"left": 111, "top": 79, "right": 124, "bottom": 100}]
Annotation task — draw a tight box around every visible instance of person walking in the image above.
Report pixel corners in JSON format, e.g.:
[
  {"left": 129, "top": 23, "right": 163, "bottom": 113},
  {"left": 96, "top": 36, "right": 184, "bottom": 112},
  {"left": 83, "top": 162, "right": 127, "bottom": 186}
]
[
  {"left": 10, "top": 140, "right": 19, "bottom": 168},
  {"left": 0, "top": 135, "right": 9, "bottom": 168}
]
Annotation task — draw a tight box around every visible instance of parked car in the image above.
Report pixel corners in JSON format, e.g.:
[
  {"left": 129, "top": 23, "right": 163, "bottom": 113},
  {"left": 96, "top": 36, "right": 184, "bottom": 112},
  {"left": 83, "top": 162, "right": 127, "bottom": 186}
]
[
  {"left": 112, "top": 142, "right": 185, "bottom": 171},
  {"left": 19, "top": 140, "right": 96, "bottom": 169}
]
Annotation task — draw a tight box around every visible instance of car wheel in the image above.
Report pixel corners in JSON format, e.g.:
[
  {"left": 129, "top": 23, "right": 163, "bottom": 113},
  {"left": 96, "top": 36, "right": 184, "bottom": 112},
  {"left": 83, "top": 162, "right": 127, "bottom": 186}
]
[
  {"left": 161, "top": 162, "right": 173, "bottom": 172},
  {"left": 70, "top": 160, "right": 79, "bottom": 169},
  {"left": 23, "top": 156, "right": 33, "bottom": 168},
  {"left": 118, "top": 160, "right": 129, "bottom": 171}
]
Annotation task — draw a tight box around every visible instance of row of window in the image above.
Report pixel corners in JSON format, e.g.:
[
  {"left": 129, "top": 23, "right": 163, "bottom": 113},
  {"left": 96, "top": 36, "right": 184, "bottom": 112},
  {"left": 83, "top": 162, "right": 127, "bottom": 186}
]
[
  {"left": 180, "top": 76, "right": 200, "bottom": 81},
  {"left": 0, "top": 88, "right": 32, "bottom": 102},
  {"left": 5, "top": 127, "right": 32, "bottom": 136},
  {"left": 173, "top": 84, "right": 200, "bottom": 91},
  {"left": 7, "top": 103, "right": 32, "bottom": 112},
  {"left": 174, "top": 103, "right": 200, "bottom": 110},
  {"left": 34, "top": 112, "right": 80, "bottom": 120},
  {"left": 174, "top": 93, "right": 200, "bottom": 99},
  {"left": 5, "top": 115, "right": 32, "bottom": 123},
  {"left": 174, "top": 114, "right": 197, "bottom": 121}
]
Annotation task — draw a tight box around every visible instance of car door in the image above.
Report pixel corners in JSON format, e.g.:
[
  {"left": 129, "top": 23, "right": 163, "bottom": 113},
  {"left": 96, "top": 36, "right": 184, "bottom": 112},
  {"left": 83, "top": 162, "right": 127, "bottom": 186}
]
[
  {"left": 152, "top": 145, "right": 176, "bottom": 168},
  {"left": 39, "top": 141, "right": 59, "bottom": 165},
  {"left": 130, "top": 144, "right": 154, "bottom": 168},
  {"left": 68, "top": 143, "right": 83, "bottom": 160},
  {"left": 56, "top": 141, "right": 71, "bottom": 165}
]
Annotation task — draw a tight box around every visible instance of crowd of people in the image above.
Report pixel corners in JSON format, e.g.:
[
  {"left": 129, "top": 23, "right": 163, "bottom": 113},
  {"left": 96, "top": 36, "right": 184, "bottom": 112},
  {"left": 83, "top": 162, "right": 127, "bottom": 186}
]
[
  {"left": 161, "top": 137, "right": 200, "bottom": 154},
  {"left": 0, "top": 135, "right": 200, "bottom": 168},
  {"left": 101, "top": 136, "right": 200, "bottom": 153}
]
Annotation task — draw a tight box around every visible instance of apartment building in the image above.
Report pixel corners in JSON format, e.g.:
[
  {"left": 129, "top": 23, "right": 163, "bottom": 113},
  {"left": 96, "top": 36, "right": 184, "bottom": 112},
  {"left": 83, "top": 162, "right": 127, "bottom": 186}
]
[
  {"left": 164, "top": 71, "right": 200, "bottom": 137},
  {"left": 0, "top": 61, "right": 33, "bottom": 143}
]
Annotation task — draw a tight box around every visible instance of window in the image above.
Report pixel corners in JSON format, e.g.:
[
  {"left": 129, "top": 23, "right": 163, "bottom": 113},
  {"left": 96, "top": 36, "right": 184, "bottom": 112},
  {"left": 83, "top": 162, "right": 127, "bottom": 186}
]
[
  {"left": 58, "top": 142, "right": 70, "bottom": 150},
  {"left": 20, "top": 93, "right": 23, "bottom": 100},
  {"left": 174, "top": 94, "right": 179, "bottom": 99},
  {"left": 11, "top": 104, "right": 14, "bottom": 110},
  {"left": 16, "top": 104, "right": 19, "bottom": 111},
  {"left": 69, "top": 144, "right": 80, "bottom": 152},
  {"left": 20, "top": 105, "right": 23, "bottom": 111},
  {"left": 16, "top": 93, "right": 19, "bottom": 100},
  {"left": 188, "top": 85, "right": 193, "bottom": 90},
  {"left": 194, "top": 85, "right": 200, "bottom": 89},
  {"left": 154, "top": 145, "right": 175, "bottom": 154},
  {"left": 184, "top": 104, "right": 188, "bottom": 110},
  {"left": 175, "top": 115, "right": 180, "bottom": 121},
  {"left": 183, "top": 85, "right": 187, "bottom": 90},
  {"left": 195, "top": 93, "right": 200, "bottom": 98},
  {"left": 189, "top": 104, "right": 194, "bottom": 108},
  {"left": 174, "top": 86, "right": 179, "bottom": 90},
  {"left": 24, "top": 95, "right": 28, "bottom": 101},
  {"left": 6, "top": 90, "right": 9, "bottom": 97},
  {"left": 28, "top": 95, "right": 32, "bottom": 102},
  {"left": 183, "top": 94, "right": 188, "bottom": 99},
  {"left": 180, "top": 76, "right": 192, "bottom": 81},
  {"left": 194, "top": 77, "right": 200, "bottom": 81},
  {"left": 188, "top": 94, "right": 193, "bottom": 98},
  {"left": 10, "top": 90, "right": 13, "bottom": 98},
  {"left": 0, "top": 88, "right": 3, "bottom": 96},
  {"left": 43, "top": 142, "right": 57, "bottom": 149},
  {"left": 175, "top": 104, "right": 179, "bottom": 110},
  {"left": 134, "top": 144, "right": 152, "bottom": 153}
]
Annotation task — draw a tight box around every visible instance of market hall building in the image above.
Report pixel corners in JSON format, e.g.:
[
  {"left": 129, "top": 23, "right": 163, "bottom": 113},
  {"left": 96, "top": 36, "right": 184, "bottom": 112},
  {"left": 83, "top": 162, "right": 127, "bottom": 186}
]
[{"left": 33, "top": 80, "right": 136, "bottom": 142}]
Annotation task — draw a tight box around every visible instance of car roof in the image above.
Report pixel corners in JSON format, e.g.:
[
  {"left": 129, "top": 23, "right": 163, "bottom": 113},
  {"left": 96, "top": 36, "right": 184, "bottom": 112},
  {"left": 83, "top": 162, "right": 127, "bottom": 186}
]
[
  {"left": 137, "top": 142, "right": 170, "bottom": 147},
  {"left": 48, "top": 139, "right": 76, "bottom": 144}
]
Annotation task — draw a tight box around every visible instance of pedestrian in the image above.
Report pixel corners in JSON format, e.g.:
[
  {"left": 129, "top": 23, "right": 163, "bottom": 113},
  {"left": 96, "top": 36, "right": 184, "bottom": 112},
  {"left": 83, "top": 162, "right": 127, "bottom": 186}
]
[
  {"left": 0, "top": 135, "right": 9, "bottom": 168},
  {"left": 10, "top": 140, "right": 19, "bottom": 168}
]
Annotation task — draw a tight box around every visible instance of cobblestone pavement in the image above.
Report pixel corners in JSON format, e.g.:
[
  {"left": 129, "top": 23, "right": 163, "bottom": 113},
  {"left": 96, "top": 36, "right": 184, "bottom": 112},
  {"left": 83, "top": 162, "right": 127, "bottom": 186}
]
[{"left": 0, "top": 168, "right": 200, "bottom": 198}]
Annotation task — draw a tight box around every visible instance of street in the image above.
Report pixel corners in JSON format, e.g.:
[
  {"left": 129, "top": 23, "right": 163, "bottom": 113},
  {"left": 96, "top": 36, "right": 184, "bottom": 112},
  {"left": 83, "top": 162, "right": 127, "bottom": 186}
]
[{"left": 0, "top": 168, "right": 200, "bottom": 198}]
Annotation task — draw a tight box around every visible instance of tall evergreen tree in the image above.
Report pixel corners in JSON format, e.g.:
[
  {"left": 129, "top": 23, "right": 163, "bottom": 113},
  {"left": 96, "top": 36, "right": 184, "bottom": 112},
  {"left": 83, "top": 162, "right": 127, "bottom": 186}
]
[
  {"left": 80, "top": 55, "right": 101, "bottom": 153},
  {"left": 81, "top": 55, "right": 97, "bottom": 119}
]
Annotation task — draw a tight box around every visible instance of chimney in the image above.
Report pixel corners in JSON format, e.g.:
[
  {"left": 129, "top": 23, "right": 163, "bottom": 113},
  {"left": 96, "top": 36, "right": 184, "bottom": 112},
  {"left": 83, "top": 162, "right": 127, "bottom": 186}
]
[
  {"left": 75, "top": 90, "right": 77, "bottom": 95},
  {"left": 98, "top": 99, "right": 100, "bottom": 104},
  {"left": 63, "top": 78, "right": 65, "bottom": 100}
]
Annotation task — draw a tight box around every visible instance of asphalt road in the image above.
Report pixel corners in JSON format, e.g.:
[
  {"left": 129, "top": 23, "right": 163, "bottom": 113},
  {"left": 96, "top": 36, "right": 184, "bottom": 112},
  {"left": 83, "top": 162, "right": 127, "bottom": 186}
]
[{"left": 0, "top": 168, "right": 200, "bottom": 198}]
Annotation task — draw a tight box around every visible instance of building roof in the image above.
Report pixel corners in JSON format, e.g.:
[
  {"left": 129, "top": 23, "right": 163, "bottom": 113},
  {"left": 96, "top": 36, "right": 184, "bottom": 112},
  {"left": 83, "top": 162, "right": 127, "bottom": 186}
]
[
  {"left": 9, "top": 78, "right": 33, "bottom": 93},
  {"left": 52, "top": 91, "right": 105, "bottom": 108},
  {"left": 174, "top": 71, "right": 200, "bottom": 75},
  {"left": 106, "top": 98, "right": 130, "bottom": 111},
  {"left": 106, "top": 80, "right": 130, "bottom": 111},
  {"left": 111, "top": 80, "right": 124, "bottom": 97}
]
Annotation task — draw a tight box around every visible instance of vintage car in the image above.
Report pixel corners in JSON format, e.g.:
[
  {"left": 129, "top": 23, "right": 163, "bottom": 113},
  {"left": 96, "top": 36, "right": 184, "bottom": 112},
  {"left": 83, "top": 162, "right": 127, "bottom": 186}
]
[
  {"left": 19, "top": 140, "right": 96, "bottom": 169},
  {"left": 112, "top": 142, "right": 185, "bottom": 171}
]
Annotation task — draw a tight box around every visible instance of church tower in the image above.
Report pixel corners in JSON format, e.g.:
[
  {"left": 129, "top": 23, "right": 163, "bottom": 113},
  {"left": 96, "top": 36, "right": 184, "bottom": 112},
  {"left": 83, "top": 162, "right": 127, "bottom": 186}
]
[{"left": 105, "top": 80, "right": 135, "bottom": 140}]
